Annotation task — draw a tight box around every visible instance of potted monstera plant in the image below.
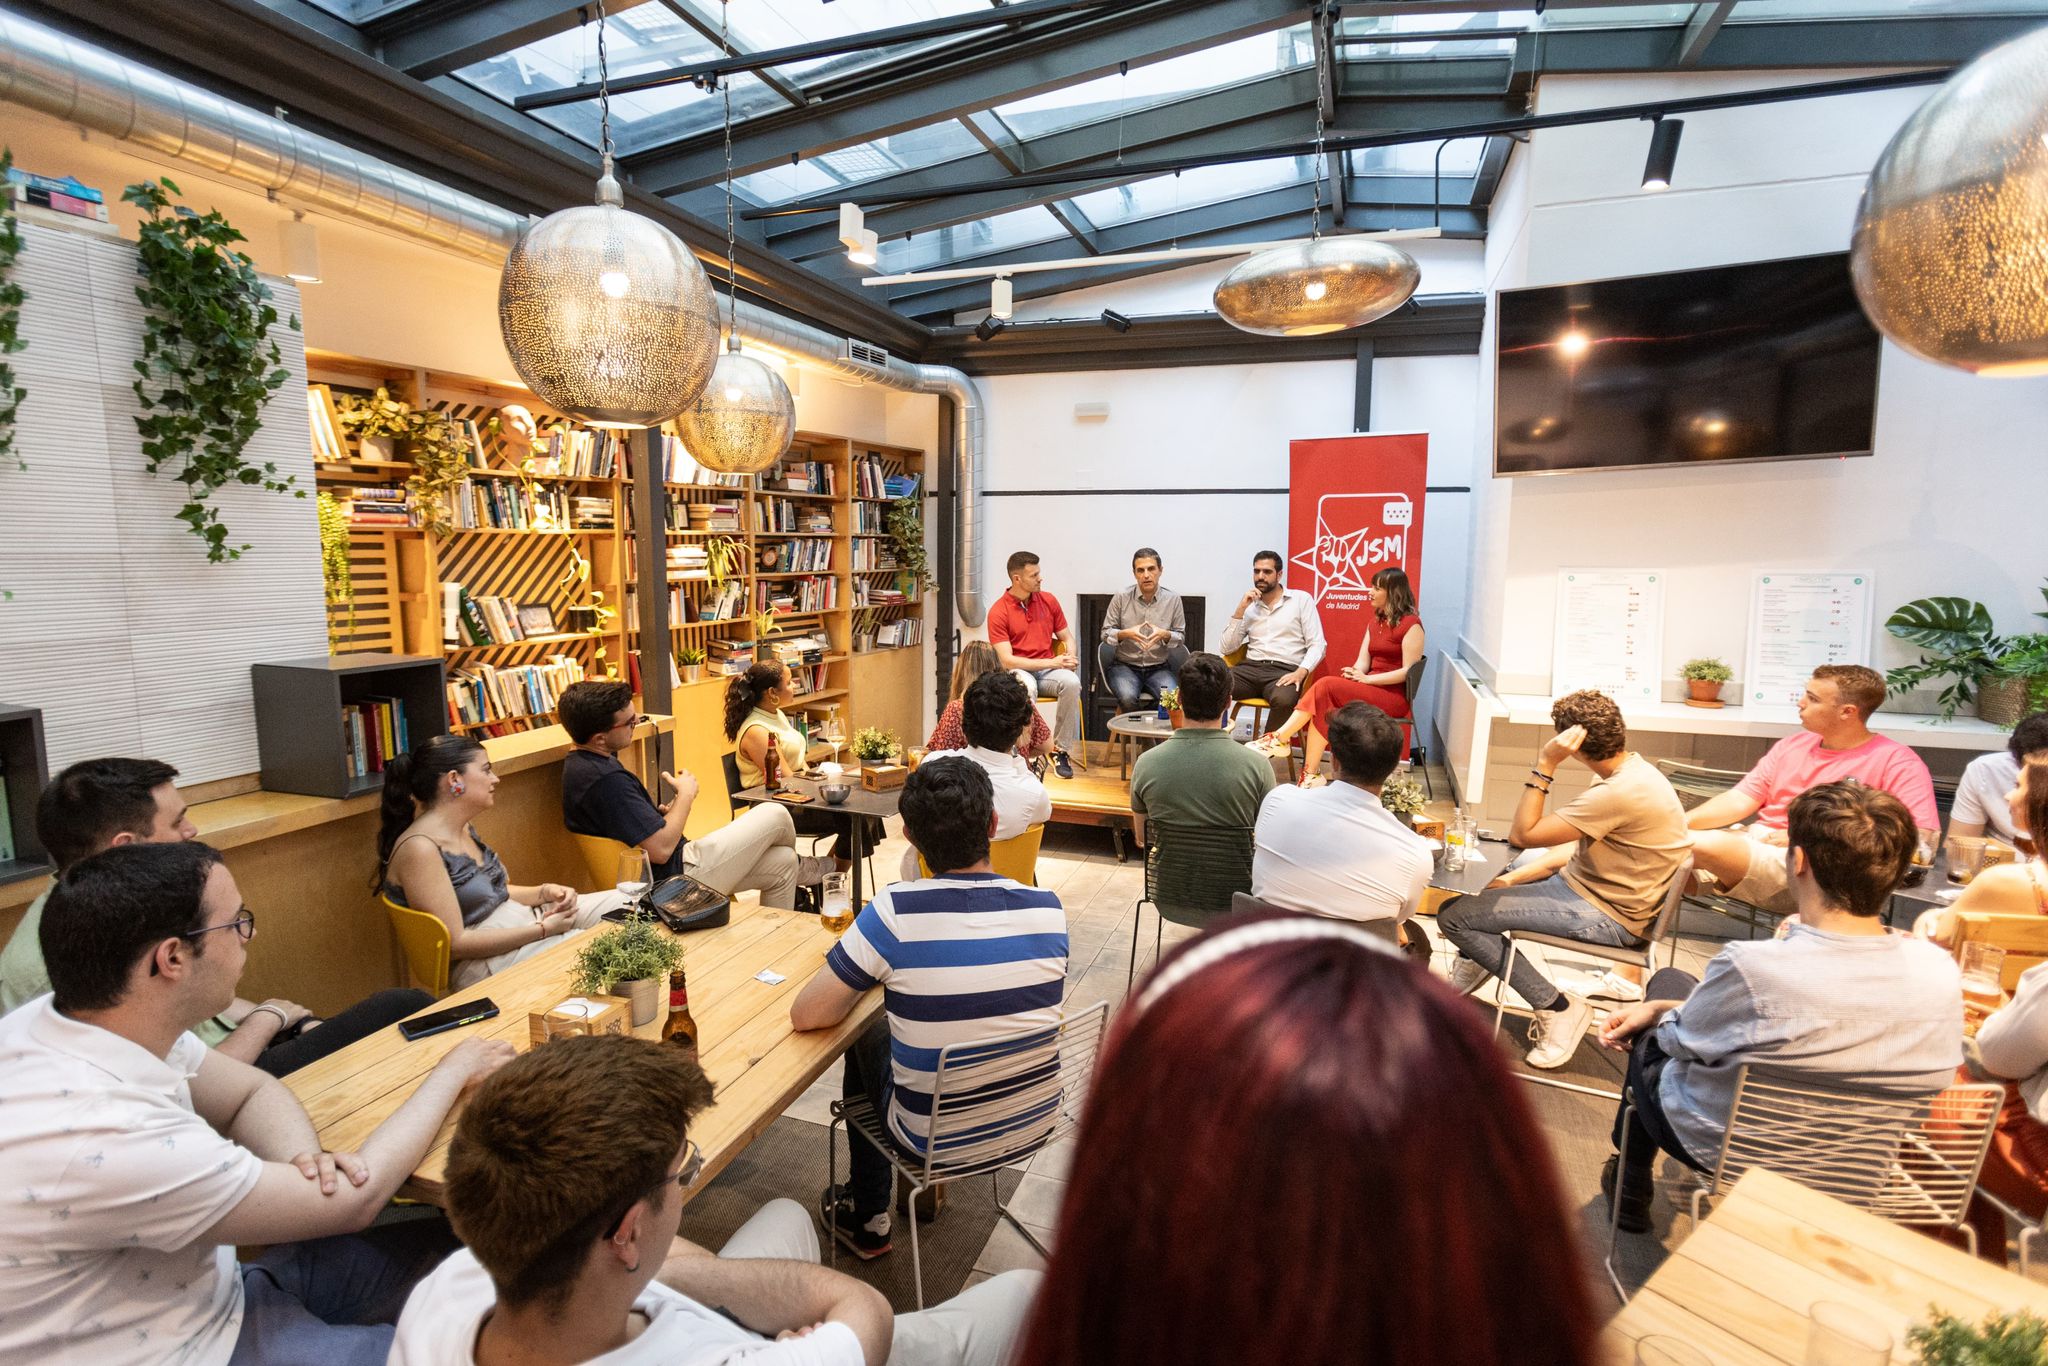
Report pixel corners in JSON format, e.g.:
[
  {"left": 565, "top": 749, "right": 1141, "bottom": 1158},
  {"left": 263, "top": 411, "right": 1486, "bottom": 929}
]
[{"left": 1884, "top": 594, "right": 2048, "bottom": 725}]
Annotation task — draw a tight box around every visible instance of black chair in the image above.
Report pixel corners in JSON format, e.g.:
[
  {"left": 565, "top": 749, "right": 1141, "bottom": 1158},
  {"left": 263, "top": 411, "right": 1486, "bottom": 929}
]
[
  {"left": 1126, "top": 820, "right": 1255, "bottom": 985},
  {"left": 1400, "top": 654, "right": 1432, "bottom": 799}
]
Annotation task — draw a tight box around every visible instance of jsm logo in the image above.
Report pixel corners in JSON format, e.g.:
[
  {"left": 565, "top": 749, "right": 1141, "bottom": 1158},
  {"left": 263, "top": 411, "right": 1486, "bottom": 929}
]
[{"left": 1293, "top": 494, "right": 1413, "bottom": 603}]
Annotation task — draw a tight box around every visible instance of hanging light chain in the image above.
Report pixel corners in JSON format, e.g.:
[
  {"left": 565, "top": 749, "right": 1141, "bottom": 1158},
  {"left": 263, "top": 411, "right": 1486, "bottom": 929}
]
[
  {"left": 594, "top": 0, "right": 614, "bottom": 181},
  {"left": 719, "top": 0, "right": 739, "bottom": 349},
  {"left": 1309, "top": 18, "right": 1326, "bottom": 242}
]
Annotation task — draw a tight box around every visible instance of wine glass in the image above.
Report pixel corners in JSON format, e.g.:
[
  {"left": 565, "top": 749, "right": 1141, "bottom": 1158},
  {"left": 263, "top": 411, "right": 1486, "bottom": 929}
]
[{"left": 616, "top": 849, "right": 652, "bottom": 908}]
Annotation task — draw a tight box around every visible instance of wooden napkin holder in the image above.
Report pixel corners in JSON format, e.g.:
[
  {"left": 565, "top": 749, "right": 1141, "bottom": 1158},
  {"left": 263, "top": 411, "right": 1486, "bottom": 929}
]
[
  {"left": 529, "top": 994, "right": 630, "bottom": 1046},
  {"left": 1412, "top": 817, "right": 1446, "bottom": 843},
  {"left": 860, "top": 764, "right": 909, "bottom": 792}
]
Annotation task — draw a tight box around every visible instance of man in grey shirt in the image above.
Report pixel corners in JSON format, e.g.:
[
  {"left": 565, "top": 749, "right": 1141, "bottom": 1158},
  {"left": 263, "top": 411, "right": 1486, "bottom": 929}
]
[
  {"left": 1100, "top": 546, "right": 1187, "bottom": 712},
  {"left": 1595, "top": 780, "right": 1962, "bottom": 1233}
]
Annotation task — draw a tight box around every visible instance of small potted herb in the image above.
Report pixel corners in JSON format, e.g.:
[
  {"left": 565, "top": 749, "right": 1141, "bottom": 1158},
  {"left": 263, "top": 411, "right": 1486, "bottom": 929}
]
[
  {"left": 570, "top": 920, "right": 685, "bottom": 1027},
  {"left": 1380, "top": 772, "right": 1427, "bottom": 828},
  {"left": 1680, "top": 657, "right": 1733, "bottom": 708},
  {"left": 1907, "top": 1307, "right": 2047, "bottom": 1366},
  {"left": 678, "top": 645, "right": 706, "bottom": 684},
  {"left": 1159, "top": 687, "right": 1183, "bottom": 729},
  {"left": 852, "top": 726, "right": 908, "bottom": 790}
]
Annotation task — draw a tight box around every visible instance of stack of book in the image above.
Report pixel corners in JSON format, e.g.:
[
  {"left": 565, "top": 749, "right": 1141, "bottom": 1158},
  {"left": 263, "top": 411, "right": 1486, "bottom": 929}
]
[
  {"left": 526, "top": 427, "right": 621, "bottom": 479},
  {"left": 756, "top": 576, "right": 836, "bottom": 613},
  {"left": 666, "top": 544, "right": 710, "bottom": 579},
  {"left": 445, "top": 657, "right": 587, "bottom": 730},
  {"left": 855, "top": 582, "right": 911, "bottom": 607},
  {"left": 685, "top": 502, "right": 744, "bottom": 533},
  {"left": 341, "top": 696, "right": 412, "bottom": 782},
  {"left": 777, "top": 459, "right": 836, "bottom": 495},
  {"left": 710, "top": 639, "right": 757, "bottom": 675},
  {"left": 850, "top": 539, "right": 900, "bottom": 571},
  {"left": 755, "top": 497, "right": 834, "bottom": 534},
  {"left": 571, "top": 495, "right": 614, "bottom": 530},
  {"left": 339, "top": 486, "right": 414, "bottom": 527},
  {"left": 6, "top": 168, "right": 109, "bottom": 224},
  {"left": 882, "top": 473, "right": 921, "bottom": 500}
]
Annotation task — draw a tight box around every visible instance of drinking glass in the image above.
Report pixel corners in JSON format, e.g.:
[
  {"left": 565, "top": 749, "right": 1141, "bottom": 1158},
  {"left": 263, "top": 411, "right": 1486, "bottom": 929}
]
[
  {"left": 1946, "top": 835, "right": 1988, "bottom": 885},
  {"left": 1804, "top": 1301, "right": 1891, "bottom": 1366},
  {"left": 1636, "top": 1337, "right": 1711, "bottom": 1366},
  {"left": 615, "top": 849, "right": 652, "bottom": 900},
  {"left": 819, "top": 872, "right": 855, "bottom": 936},
  {"left": 1961, "top": 941, "right": 2007, "bottom": 1033}
]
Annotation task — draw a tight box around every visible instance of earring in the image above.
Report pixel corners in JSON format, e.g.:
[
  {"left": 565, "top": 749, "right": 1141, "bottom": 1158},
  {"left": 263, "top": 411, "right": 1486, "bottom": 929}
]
[{"left": 450, "top": 778, "right": 465, "bottom": 796}]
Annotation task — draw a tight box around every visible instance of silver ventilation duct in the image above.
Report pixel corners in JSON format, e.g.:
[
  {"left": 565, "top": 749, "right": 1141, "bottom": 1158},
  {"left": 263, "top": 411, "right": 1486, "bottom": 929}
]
[{"left": 0, "top": 7, "right": 986, "bottom": 625}]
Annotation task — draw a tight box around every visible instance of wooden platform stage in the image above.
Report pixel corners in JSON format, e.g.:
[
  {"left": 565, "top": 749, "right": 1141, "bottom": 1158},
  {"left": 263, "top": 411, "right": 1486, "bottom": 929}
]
[{"left": 1042, "top": 749, "right": 1137, "bottom": 860}]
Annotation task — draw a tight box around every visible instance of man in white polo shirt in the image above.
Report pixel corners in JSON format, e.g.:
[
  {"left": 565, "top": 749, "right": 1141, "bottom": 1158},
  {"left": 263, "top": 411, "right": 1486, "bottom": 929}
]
[
  {"left": 0, "top": 840, "right": 511, "bottom": 1365},
  {"left": 1251, "top": 702, "right": 1431, "bottom": 929}
]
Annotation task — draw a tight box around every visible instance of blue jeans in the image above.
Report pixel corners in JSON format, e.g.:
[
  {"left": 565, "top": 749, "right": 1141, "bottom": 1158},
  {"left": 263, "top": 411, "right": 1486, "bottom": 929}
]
[
  {"left": 230, "top": 1217, "right": 458, "bottom": 1365},
  {"left": 1106, "top": 661, "right": 1179, "bottom": 712},
  {"left": 1437, "top": 874, "right": 1643, "bottom": 1011},
  {"left": 1614, "top": 969, "right": 1708, "bottom": 1172}
]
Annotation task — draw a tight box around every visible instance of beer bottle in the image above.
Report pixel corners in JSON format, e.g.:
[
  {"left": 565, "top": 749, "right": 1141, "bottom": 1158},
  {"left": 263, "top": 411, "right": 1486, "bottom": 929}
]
[
  {"left": 763, "top": 742, "right": 783, "bottom": 792},
  {"left": 661, "top": 965, "right": 698, "bottom": 1050}
]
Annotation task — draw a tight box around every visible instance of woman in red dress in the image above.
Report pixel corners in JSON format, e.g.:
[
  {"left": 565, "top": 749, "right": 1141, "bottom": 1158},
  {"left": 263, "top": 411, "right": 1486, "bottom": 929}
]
[{"left": 1251, "top": 567, "right": 1423, "bottom": 780}]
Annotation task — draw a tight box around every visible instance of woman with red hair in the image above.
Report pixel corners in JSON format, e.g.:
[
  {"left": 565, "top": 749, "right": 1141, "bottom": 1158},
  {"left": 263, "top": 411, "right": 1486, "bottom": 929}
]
[{"left": 1015, "top": 913, "right": 1599, "bottom": 1366}]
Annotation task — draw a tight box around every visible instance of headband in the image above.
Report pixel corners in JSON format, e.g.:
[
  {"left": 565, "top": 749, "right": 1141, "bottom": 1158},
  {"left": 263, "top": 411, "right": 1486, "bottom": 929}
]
[{"left": 1131, "top": 916, "right": 1402, "bottom": 1017}]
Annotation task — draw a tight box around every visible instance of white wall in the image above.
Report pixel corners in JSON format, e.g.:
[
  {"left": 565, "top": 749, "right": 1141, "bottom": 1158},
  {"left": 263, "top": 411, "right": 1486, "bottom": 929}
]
[{"left": 1462, "top": 72, "right": 2048, "bottom": 700}]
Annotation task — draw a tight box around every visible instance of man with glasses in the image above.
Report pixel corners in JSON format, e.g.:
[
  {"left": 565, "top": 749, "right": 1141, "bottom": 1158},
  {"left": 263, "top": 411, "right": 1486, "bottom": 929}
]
[
  {"left": 393, "top": 1033, "right": 1042, "bottom": 1365},
  {"left": 0, "top": 756, "right": 430, "bottom": 1073},
  {"left": 0, "top": 840, "right": 513, "bottom": 1364},
  {"left": 558, "top": 680, "right": 833, "bottom": 909}
]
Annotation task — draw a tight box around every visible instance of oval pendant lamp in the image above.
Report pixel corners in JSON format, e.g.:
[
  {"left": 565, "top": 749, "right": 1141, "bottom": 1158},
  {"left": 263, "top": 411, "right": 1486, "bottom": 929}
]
[
  {"left": 1214, "top": 236, "right": 1421, "bottom": 337},
  {"left": 679, "top": 13, "right": 795, "bottom": 476},
  {"left": 498, "top": 0, "right": 718, "bottom": 426},
  {"left": 1850, "top": 27, "right": 2048, "bottom": 377}
]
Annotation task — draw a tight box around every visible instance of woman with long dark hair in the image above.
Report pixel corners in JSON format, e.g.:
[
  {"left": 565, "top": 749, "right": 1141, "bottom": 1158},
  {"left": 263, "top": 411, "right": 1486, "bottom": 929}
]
[
  {"left": 927, "top": 639, "right": 1052, "bottom": 757},
  {"left": 1016, "top": 913, "right": 1599, "bottom": 1366},
  {"left": 1251, "top": 565, "right": 1423, "bottom": 777},
  {"left": 724, "top": 661, "right": 877, "bottom": 865},
  {"left": 376, "top": 733, "right": 620, "bottom": 988}
]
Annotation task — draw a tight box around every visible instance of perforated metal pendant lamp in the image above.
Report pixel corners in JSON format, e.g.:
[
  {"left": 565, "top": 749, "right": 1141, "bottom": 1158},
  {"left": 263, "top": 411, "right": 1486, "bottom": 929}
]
[
  {"left": 678, "top": 347, "right": 794, "bottom": 474},
  {"left": 1850, "top": 27, "right": 2048, "bottom": 377},
  {"left": 498, "top": 174, "right": 720, "bottom": 427},
  {"left": 1213, "top": 238, "right": 1421, "bottom": 337}
]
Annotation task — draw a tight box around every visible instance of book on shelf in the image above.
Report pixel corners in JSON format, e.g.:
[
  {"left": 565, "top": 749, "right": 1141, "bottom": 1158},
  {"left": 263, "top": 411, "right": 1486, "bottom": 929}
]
[
  {"left": 446, "top": 588, "right": 549, "bottom": 647},
  {"left": 528, "top": 426, "right": 622, "bottom": 479},
  {"left": 853, "top": 452, "right": 914, "bottom": 500},
  {"left": 571, "top": 495, "right": 615, "bottom": 530},
  {"left": 711, "top": 639, "right": 756, "bottom": 674},
  {"left": 308, "top": 385, "right": 347, "bottom": 464},
  {"left": 856, "top": 582, "right": 910, "bottom": 607},
  {"left": 335, "top": 484, "right": 416, "bottom": 527},
  {"left": 876, "top": 618, "right": 924, "bottom": 648},
  {"left": 777, "top": 459, "right": 835, "bottom": 496},
  {"left": 851, "top": 501, "right": 890, "bottom": 534},
  {"left": 759, "top": 538, "right": 832, "bottom": 573},
  {"left": 684, "top": 501, "right": 744, "bottom": 533},
  {"left": 755, "top": 497, "right": 834, "bottom": 534},
  {"left": 755, "top": 575, "right": 837, "bottom": 614},
  {"left": 341, "top": 695, "right": 412, "bottom": 782},
  {"left": 445, "top": 656, "right": 587, "bottom": 729},
  {"left": 662, "top": 431, "right": 749, "bottom": 488}
]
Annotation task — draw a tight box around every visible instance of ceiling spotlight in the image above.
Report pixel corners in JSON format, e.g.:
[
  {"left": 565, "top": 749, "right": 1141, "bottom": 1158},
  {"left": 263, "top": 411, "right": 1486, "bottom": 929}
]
[
  {"left": 837, "top": 202, "right": 865, "bottom": 252},
  {"left": 1101, "top": 309, "right": 1132, "bottom": 332},
  {"left": 991, "top": 276, "right": 1014, "bottom": 320},
  {"left": 1642, "top": 116, "right": 1684, "bottom": 192},
  {"left": 975, "top": 315, "right": 1006, "bottom": 342},
  {"left": 281, "top": 211, "right": 321, "bottom": 284},
  {"left": 847, "top": 227, "right": 879, "bottom": 267},
  {"left": 1557, "top": 328, "right": 1591, "bottom": 360}
]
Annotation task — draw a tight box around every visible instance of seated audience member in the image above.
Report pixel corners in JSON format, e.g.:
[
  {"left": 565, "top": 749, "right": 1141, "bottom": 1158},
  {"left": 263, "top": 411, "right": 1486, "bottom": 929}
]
[
  {"left": 988, "top": 549, "right": 1081, "bottom": 778},
  {"left": 1220, "top": 550, "right": 1324, "bottom": 721},
  {"left": 1686, "top": 664, "right": 1938, "bottom": 915},
  {"left": 559, "top": 680, "right": 830, "bottom": 908},
  {"left": 393, "top": 1034, "right": 1040, "bottom": 1365},
  {"left": 1252, "top": 566, "right": 1423, "bottom": 772},
  {"left": 728, "top": 661, "right": 881, "bottom": 866},
  {"left": 1597, "top": 782, "right": 1962, "bottom": 1231},
  {"left": 0, "top": 841, "right": 512, "bottom": 1364},
  {"left": 0, "top": 757, "right": 429, "bottom": 1075},
  {"left": 928, "top": 639, "right": 1053, "bottom": 758},
  {"left": 1014, "top": 914, "right": 1599, "bottom": 1366},
  {"left": 1964, "top": 959, "right": 2048, "bottom": 1265},
  {"left": 1129, "top": 651, "right": 1275, "bottom": 846},
  {"left": 1949, "top": 710, "right": 2048, "bottom": 843},
  {"left": 381, "top": 734, "right": 622, "bottom": 991},
  {"left": 1250, "top": 703, "right": 1430, "bottom": 929},
  {"left": 1918, "top": 758, "right": 2048, "bottom": 946},
  {"left": 1100, "top": 546, "right": 1187, "bottom": 713},
  {"left": 791, "top": 761, "right": 1068, "bottom": 1259},
  {"left": 1437, "top": 692, "right": 1690, "bottom": 1071},
  {"left": 901, "top": 670, "right": 1051, "bottom": 879}
]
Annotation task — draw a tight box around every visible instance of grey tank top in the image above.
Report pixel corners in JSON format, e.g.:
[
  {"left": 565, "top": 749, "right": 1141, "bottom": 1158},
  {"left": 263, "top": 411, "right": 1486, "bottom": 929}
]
[{"left": 385, "top": 831, "right": 511, "bottom": 927}]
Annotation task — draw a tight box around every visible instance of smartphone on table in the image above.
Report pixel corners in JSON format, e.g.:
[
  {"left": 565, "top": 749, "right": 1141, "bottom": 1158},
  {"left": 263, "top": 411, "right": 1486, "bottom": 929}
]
[{"left": 397, "top": 997, "right": 500, "bottom": 1042}]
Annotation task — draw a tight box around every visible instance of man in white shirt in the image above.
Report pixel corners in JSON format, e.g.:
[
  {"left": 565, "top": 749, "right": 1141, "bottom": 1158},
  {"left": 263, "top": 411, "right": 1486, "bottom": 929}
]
[
  {"left": 392, "top": 1032, "right": 1039, "bottom": 1366},
  {"left": 901, "top": 671, "right": 1053, "bottom": 880},
  {"left": 1219, "top": 549, "right": 1325, "bottom": 721},
  {"left": 1950, "top": 711, "right": 2048, "bottom": 842},
  {"left": 1252, "top": 703, "right": 1431, "bottom": 928},
  {"left": 0, "top": 839, "right": 511, "bottom": 1365}
]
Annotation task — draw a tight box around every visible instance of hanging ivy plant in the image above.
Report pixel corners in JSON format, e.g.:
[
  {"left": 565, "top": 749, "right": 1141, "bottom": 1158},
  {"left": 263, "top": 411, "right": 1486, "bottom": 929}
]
[
  {"left": 885, "top": 495, "right": 933, "bottom": 594},
  {"left": 316, "top": 491, "right": 356, "bottom": 650},
  {"left": 0, "top": 148, "right": 26, "bottom": 473},
  {"left": 123, "top": 177, "right": 300, "bottom": 561}
]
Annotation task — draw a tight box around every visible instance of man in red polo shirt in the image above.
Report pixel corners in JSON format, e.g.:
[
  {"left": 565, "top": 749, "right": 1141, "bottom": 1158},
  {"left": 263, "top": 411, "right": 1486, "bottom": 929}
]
[{"left": 988, "top": 549, "right": 1081, "bottom": 780}]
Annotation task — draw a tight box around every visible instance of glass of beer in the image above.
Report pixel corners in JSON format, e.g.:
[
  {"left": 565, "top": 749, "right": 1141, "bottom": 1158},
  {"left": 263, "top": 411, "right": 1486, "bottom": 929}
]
[
  {"left": 1945, "top": 836, "right": 1987, "bottom": 886},
  {"left": 819, "top": 872, "right": 855, "bottom": 936},
  {"left": 1961, "top": 942, "right": 2006, "bottom": 1035}
]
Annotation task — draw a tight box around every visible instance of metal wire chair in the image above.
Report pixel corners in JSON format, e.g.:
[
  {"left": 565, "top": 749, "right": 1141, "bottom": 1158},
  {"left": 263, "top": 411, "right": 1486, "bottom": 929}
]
[
  {"left": 827, "top": 1001, "right": 1110, "bottom": 1308},
  {"left": 1126, "top": 820, "right": 1257, "bottom": 986},
  {"left": 1606, "top": 1064, "right": 2003, "bottom": 1300},
  {"left": 1654, "top": 758, "right": 1779, "bottom": 939}
]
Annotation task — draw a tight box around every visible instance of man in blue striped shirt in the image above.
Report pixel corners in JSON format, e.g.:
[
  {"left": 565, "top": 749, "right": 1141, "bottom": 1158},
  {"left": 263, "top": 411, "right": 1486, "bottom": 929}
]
[{"left": 792, "top": 761, "right": 1068, "bottom": 1260}]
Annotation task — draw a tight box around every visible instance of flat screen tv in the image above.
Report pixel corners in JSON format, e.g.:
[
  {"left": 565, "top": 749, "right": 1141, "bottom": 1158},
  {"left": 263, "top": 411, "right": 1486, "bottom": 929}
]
[{"left": 1494, "top": 252, "right": 1880, "bottom": 477}]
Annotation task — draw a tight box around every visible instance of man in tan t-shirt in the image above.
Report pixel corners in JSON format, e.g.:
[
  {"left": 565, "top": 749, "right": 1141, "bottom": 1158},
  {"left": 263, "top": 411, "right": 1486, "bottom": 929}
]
[{"left": 1437, "top": 691, "right": 1690, "bottom": 1070}]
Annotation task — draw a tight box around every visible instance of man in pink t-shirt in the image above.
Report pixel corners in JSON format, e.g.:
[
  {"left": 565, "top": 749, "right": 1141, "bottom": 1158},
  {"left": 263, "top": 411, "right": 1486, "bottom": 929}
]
[{"left": 1687, "top": 664, "right": 1939, "bottom": 913}]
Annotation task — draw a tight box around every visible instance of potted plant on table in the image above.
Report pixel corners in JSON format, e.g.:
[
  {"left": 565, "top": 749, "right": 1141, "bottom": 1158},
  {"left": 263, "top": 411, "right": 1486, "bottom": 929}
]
[
  {"left": 1380, "top": 772, "right": 1427, "bottom": 829},
  {"left": 1679, "top": 657, "right": 1732, "bottom": 708},
  {"left": 1883, "top": 592, "right": 2048, "bottom": 725},
  {"left": 1907, "top": 1308, "right": 2047, "bottom": 1366},
  {"left": 570, "top": 919, "right": 685, "bottom": 1028},
  {"left": 678, "top": 645, "right": 706, "bottom": 684},
  {"left": 1159, "top": 687, "right": 1184, "bottom": 729},
  {"left": 851, "top": 725, "right": 909, "bottom": 790}
]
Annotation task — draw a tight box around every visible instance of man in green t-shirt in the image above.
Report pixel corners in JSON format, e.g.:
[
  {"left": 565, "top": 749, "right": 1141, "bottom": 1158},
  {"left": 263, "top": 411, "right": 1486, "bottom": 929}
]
[
  {"left": 1130, "top": 652, "right": 1276, "bottom": 845},
  {"left": 0, "top": 757, "right": 430, "bottom": 1075}
]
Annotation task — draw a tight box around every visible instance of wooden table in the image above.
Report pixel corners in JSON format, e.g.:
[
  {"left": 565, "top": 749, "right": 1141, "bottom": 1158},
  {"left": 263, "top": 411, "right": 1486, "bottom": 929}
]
[
  {"left": 285, "top": 899, "right": 882, "bottom": 1204},
  {"left": 1601, "top": 1168, "right": 2048, "bottom": 1364},
  {"left": 732, "top": 775, "right": 901, "bottom": 909}
]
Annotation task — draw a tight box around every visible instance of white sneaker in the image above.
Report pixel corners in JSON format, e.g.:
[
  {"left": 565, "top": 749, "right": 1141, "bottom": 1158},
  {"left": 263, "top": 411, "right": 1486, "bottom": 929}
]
[
  {"left": 1447, "top": 957, "right": 1490, "bottom": 996},
  {"left": 1589, "top": 969, "right": 1644, "bottom": 1003},
  {"left": 1525, "top": 993, "right": 1593, "bottom": 1070}
]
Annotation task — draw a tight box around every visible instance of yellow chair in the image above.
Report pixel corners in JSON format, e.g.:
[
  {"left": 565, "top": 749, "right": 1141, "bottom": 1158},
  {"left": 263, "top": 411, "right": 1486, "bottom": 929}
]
[
  {"left": 1221, "top": 645, "right": 1273, "bottom": 736},
  {"left": 380, "top": 894, "right": 452, "bottom": 998},
  {"left": 572, "top": 832, "right": 640, "bottom": 892},
  {"left": 919, "top": 824, "right": 1045, "bottom": 887}
]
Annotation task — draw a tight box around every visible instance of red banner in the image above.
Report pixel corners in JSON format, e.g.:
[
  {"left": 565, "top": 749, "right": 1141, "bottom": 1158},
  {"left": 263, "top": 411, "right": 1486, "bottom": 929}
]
[{"left": 1287, "top": 433, "right": 1429, "bottom": 680}]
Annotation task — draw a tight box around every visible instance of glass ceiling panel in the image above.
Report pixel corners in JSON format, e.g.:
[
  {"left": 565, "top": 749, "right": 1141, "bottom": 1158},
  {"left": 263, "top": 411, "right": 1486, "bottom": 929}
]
[
  {"left": 1346, "top": 138, "right": 1488, "bottom": 179},
  {"left": 992, "top": 26, "right": 1315, "bottom": 141},
  {"left": 1338, "top": 11, "right": 1531, "bottom": 54},
  {"left": 1730, "top": 0, "right": 2048, "bottom": 14},
  {"left": 733, "top": 120, "right": 986, "bottom": 204},
  {"left": 877, "top": 204, "right": 1066, "bottom": 271},
  {"left": 453, "top": 10, "right": 784, "bottom": 151},
  {"left": 726, "top": 1, "right": 998, "bottom": 82},
  {"left": 1064, "top": 156, "right": 1314, "bottom": 231}
]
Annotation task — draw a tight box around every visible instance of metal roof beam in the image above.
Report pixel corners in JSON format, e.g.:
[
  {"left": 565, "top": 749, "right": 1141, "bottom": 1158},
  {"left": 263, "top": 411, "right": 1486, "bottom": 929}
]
[
  {"left": 371, "top": 0, "right": 659, "bottom": 80},
  {"left": 1674, "top": 2, "right": 1735, "bottom": 68},
  {"left": 653, "top": 0, "right": 804, "bottom": 109}
]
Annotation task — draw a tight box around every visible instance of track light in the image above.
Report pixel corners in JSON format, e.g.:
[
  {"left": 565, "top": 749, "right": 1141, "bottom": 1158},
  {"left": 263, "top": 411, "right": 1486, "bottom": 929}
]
[
  {"left": 848, "top": 228, "right": 878, "bottom": 267},
  {"left": 991, "top": 276, "right": 1013, "bottom": 320},
  {"left": 281, "top": 211, "right": 321, "bottom": 284},
  {"left": 1101, "top": 309, "right": 1132, "bottom": 332},
  {"left": 837, "top": 202, "right": 864, "bottom": 250},
  {"left": 1641, "top": 117, "right": 1683, "bottom": 192},
  {"left": 974, "top": 315, "right": 1006, "bottom": 342}
]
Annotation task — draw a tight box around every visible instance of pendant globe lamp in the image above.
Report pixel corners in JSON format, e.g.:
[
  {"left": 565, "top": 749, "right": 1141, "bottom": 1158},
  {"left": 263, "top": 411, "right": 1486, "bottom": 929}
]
[
  {"left": 677, "top": 6, "right": 794, "bottom": 475},
  {"left": 498, "top": 0, "right": 718, "bottom": 426},
  {"left": 1850, "top": 26, "right": 2048, "bottom": 377}
]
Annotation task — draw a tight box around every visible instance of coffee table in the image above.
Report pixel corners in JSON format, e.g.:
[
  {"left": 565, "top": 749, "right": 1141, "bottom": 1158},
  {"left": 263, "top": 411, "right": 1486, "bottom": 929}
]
[
  {"left": 733, "top": 772, "right": 901, "bottom": 909},
  {"left": 1106, "top": 710, "right": 1174, "bottom": 780}
]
